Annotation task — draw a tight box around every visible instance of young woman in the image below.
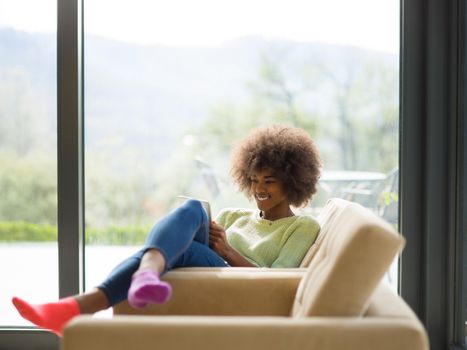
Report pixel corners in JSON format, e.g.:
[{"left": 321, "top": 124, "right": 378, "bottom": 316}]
[{"left": 12, "top": 124, "right": 322, "bottom": 336}]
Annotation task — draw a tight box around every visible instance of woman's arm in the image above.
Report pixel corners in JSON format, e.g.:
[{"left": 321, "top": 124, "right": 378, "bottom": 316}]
[
  {"left": 270, "top": 219, "right": 320, "bottom": 268},
  {"left": 209, "top": 221, "right": 257, "bottom": 267}
]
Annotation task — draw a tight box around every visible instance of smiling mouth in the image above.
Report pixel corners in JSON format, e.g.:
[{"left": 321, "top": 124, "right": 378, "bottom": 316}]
[{"left": 255, "top": 194, "right": 270, "bottom": 201}]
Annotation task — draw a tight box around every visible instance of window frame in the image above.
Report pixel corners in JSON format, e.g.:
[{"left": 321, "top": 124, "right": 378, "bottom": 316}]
[
  {"left": 399, "top": 0, "right": 466, "bottom": 349},
  {"left": 0, "top": 0, "right": 84, "bottom": 349},
  {"left": 461, "top": 0, "right": 467, "bottom": 343},
  {"left": 56, "top": 0, "right": 85, "bottom": 301}
]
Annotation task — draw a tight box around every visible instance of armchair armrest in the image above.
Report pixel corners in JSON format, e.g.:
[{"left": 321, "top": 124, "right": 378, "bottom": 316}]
[{"left": 114, "top": 268, "right": 306, "bottom": 316}]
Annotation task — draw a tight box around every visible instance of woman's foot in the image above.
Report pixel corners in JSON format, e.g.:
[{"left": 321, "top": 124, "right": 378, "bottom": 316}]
[
  {"left": 127, "top": 270, "right": 172, "bottom": 308},
  {"left": 11, "top": 296, "right": 80, "bottom": 337}
]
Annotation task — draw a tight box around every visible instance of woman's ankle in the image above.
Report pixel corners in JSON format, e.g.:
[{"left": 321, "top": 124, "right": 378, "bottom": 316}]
[
  {"left": 75, "top": 289, "right": 109, "bottom": 314},
  {"left": 139, "top": 248, "right": 166, "bottom": 274}
]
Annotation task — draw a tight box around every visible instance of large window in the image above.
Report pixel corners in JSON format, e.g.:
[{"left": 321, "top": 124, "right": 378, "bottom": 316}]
[
  {"left": 83, "top": 0, "right": 400, "bottom": 303},
  {"left": 1, "top": 1, "right": 466, "bottom": 350},
  {"left": 0, "top": 0, "right": 58, "bottom": 327}
]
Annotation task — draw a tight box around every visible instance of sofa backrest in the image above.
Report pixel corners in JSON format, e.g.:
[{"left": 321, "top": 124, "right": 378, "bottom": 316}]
[
  {"left": 299, "top": 198, "right": 343, "bottom": 268},
  {"left": 291, "top": 198, "right": 405, "bottom": 318}
]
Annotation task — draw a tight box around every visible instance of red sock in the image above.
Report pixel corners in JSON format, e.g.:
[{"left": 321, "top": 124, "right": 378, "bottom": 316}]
[{"left": 12, "top": 296, "right": 80, "bottom": 337}]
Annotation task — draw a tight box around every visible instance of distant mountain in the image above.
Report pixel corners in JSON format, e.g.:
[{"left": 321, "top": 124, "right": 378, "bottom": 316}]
[{"left": 0, "top": 28, "right": 397, "bottom": 161}]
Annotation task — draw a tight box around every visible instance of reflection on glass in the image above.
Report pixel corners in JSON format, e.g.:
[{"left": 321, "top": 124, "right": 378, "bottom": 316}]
[
  {"left": 84, "top": 0, "right": 400, "bottom": 298},
  {"left": 0, "top": 0, "right": 57, "bottom": 326}
]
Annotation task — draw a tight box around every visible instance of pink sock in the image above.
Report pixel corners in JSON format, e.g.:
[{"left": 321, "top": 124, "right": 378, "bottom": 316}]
[
  {"left": 11, "top": 296, "right": 80, "bottom": 337},
  {"left": 128, "top": 270, "right": 172, "bottom": 308}
]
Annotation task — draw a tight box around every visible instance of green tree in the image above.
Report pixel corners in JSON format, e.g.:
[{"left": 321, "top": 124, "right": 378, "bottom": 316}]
[
  {"left": 85, "top": 148, "right": 162, "bottom": 228},
  {"left": 194, "top": 48, "right": 320, "bottom": 156},
  {"left": 194, "top": 45, "right": 398, "bottom": 176},
  {"left": 0, "top": 152, "right": 57, "bottom": 224},
  {"left": 0, "top": 68, "right": 51, "bottom": 155}
]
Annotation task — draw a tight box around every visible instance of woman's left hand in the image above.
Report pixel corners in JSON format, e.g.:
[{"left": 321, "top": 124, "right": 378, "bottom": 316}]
[{"left": 209, "top": 221, "right": 231, "bottom": 258}]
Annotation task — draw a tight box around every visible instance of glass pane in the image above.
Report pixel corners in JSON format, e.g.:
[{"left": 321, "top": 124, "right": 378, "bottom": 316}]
[
  {"left": 84, "top": 0, "right": 400, "bottom": 305},
  {"left": 0, "top": 0, "right": 58, "bottom": 326}
]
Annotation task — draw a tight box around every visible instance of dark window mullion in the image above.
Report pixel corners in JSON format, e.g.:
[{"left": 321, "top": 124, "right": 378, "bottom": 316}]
[
  {"left": 400, "top": 0, "right": 466, "bottom": 349},
  {"left": 57, "top": 0, "right": 84, "bottom": 299},
  {"left": 460, "top": 0, "right": 467, "bottom": 343},
  {"left": 453, "top": 0, "right": 466, "bottom": 346},
  {"left": 399, "top": 0, "right": 426, "bottom": 315}
]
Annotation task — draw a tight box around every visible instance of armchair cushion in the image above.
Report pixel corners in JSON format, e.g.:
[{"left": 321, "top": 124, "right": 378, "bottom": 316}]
[{"left": 292, "top": 198, "right": 405, "bottom": 317}]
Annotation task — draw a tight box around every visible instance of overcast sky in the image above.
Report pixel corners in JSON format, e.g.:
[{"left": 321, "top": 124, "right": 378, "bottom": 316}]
[{"left": 0, "top": 0, "right": 399, "bottom": 53}]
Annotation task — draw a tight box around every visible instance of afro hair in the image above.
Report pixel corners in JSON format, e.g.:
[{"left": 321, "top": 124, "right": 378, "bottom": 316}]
[{"left": 230, "top": 124, "right": 322, "bottom": 207}]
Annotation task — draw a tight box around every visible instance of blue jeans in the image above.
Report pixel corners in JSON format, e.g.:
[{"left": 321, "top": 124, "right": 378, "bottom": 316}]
[{"left": 97, "top": 199, "right": 229, "bottom": 306}]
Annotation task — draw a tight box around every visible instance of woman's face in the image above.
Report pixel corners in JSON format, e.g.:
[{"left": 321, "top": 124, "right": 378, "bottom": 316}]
[{"left": 249, "top": 168, "right": 292, "bottom": 220}]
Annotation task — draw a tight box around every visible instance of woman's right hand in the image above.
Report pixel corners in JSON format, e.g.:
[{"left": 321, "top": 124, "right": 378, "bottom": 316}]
[
  {"left": 208, "top": 221, "right": 257, "bottom": 267},
  {"left": 208, "top": 221, "right": 231, "bottom": 257}
]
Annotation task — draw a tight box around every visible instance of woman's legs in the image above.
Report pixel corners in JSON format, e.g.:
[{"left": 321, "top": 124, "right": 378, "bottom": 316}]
[
  {"left": 75, "top": 289, "right": 109, "bottom": 313},
  {"left": 125, "top": 199, "right": 229, "bottom": 307},
  {"left": 12, "top": 199, "right": 225, "bottom": 335},
  {"left": 99, "top": 198, "right": 214, "bottom": 306},
  {"left": 140, "top": 198, "right": 211, "bottom": 271},
  {"left": 138, "top": 248, "right": 166, "bottom": 272},
  {"left": 172, "top": 241, "right": 229, "bottom": 268}
]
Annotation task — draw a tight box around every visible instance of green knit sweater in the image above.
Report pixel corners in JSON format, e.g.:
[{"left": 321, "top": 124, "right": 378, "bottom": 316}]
[{"left": 215, "top": 208, "right": 320, "bottom": 268}]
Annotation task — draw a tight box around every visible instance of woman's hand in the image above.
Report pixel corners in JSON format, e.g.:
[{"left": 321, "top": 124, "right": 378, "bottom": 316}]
[
  {"left": 209, "top": 221, "right": 231, "bottom": 258},
  {"left": 209, "top": 221, "right": 257, "bottom": 268}
]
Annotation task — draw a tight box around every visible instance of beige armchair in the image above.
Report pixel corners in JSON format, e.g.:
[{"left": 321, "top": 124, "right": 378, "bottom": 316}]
[{"left": 61, "top": 199, "right": 429, "bottom": 350}]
